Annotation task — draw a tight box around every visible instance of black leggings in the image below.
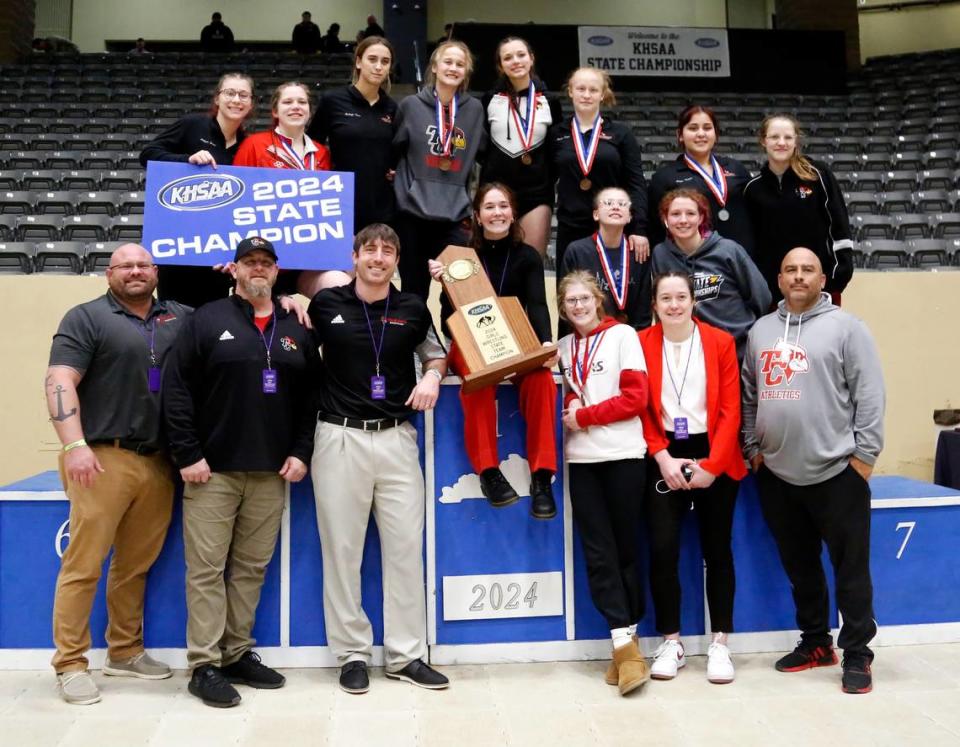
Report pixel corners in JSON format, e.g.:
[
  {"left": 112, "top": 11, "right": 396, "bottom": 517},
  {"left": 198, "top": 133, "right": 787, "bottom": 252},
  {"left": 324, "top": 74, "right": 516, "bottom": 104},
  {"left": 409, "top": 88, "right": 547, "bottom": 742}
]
[
  {"left": 645, "top": 432, "right": 738, "bottom": 634},
  {"left": 568, "top": 458, "right": 646, "bottom": 630},
  {"left": 393, "top": 211, "right": 470, "bottom": 301}
]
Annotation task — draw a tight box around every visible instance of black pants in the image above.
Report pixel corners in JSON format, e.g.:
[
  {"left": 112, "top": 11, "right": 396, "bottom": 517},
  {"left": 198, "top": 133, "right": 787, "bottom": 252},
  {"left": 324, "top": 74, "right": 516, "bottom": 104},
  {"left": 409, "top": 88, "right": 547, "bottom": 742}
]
[
  {"left": 393, "top": 211, "right": 470, "bottom": 301},
  {"left": 757, "top": 463, "right": 876, "bottom": 658},
  {"left": 568, "top": 459, "right": 646, "bottom": 629},
  {"left": 645, "top": 432, "right": 738, "bottom": 634}
]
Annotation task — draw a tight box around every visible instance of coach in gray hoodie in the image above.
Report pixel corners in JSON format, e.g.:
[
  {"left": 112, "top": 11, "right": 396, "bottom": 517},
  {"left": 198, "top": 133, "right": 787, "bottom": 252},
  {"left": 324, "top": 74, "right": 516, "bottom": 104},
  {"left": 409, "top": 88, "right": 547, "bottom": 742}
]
[{"left": 742, "top": 247, "right": 884, "bottom": 696}]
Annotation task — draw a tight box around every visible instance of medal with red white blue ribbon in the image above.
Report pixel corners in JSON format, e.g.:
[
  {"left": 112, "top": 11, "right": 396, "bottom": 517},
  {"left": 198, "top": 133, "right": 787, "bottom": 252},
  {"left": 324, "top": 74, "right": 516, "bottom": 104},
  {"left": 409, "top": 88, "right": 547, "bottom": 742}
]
[
  {"left": 594, "top": 232, "right": 629, "bottom": 311},
  {"left": 274, "top": 130, "right": 315, "bottom": 170},
  {"left": 683, "top": 153, "right": 728, "bottom": 207},
  {"left": 571, "top": 112, "right": 602, "bottom": 190},
  {"left": 435, "top": 90, "right": 458, "bottom": 162},
  {"left": 509, "top": 82, "right": 538, "bottom": 162}
]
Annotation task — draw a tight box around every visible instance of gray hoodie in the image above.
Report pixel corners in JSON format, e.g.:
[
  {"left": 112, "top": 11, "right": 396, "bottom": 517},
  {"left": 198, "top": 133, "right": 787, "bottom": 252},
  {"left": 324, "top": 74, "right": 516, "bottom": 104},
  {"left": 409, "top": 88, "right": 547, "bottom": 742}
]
[
  {"left": 650, "top": 231, "right": 770, "bottom": 359},
  {"left": 741, "top": 293, "right": 885, "bottom": 486},
  {"left": 392, "top": 87, "right": 486, "bottom": 222}
]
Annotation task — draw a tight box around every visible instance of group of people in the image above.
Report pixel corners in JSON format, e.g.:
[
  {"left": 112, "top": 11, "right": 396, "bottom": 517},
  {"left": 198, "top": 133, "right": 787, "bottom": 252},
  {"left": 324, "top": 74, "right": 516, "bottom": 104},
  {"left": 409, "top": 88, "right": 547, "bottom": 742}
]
[{"left": 45, "top": 34, "right": 885, "bottom": 707}]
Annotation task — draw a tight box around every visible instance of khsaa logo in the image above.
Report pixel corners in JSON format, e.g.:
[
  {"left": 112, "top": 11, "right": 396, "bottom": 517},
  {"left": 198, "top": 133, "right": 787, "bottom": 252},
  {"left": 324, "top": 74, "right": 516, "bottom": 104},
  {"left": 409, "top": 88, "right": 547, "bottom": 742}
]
[
  {"left": 158, "top": 173, "right": 245, "bottom": 212},
  {"left": 695, "top": 37, "right": 721, "bottom": 48},
  {"left": 469, "top": 303, "right": 493, "bottom": 315},
  {"left": 587, "top": 35, "right": 614, "bottom": 46}
]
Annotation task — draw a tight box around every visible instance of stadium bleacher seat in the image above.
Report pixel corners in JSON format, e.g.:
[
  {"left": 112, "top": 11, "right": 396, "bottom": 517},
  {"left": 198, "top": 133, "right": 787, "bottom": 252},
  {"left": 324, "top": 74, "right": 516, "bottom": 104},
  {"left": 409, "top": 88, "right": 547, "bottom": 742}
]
[
  {"left": 60, "top": 170, "right": 99, "bottom": 190},
  {"left": 0, "top": 241, "right": 35, "bottom": 273},
  {"left": 893, "top": 213, "right": 932, "bottom": 239},
  {"left": 906, "top": 238, "right": 950, "bottom": 267},
  {"left": 76, "top": 191, "right": 120, "bottom": 216},
  {"left": 861, "top": 239, "right": 908, "bottom": 268},
  {"left": 932, "top": 212, "right": 960, "bottom": 238},
  {"left": 916, "top": 190, "right": 953, "bottom": 213},
  {"left": 35, "top": 241, "right": 85, "bottom": 273},
  {"left": 0, "top": 191, "right": 34, "bottom": 214},
  {"left": 61, "top": 214, "right": 111, "bottom": 242},
  {"left": 854, "top": 214, "right": 896, "bottom": 240},
  {"left": 112, "top": 215, "right": 144, "bottom": 241},
  {"left": 21, "top": 169, "right": 60, "bottom": 190},
  {"left": 35, "top": 191, "right": 78, "bottom": 215},
  {"left": 84, "top": 241, "right": 124, "bottom": 272},
  {"left": 0, "top": 215, "right": 18, "bottom": 240},
  {"left": 17, "top": 215, "right": 60, "bottom": 241}
]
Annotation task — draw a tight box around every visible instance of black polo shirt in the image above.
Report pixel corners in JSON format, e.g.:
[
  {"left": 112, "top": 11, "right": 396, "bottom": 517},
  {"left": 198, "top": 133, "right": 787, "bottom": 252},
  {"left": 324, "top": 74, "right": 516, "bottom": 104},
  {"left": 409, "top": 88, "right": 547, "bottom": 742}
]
[
  {"left": 308, "top": 85, "right": 398, "bottom": 230},
  {"left": 48, "top": 292, "right": 190, "bottom": 449},
  {"left": 308, "top": 280, "right": 433, "bottom": 420}
]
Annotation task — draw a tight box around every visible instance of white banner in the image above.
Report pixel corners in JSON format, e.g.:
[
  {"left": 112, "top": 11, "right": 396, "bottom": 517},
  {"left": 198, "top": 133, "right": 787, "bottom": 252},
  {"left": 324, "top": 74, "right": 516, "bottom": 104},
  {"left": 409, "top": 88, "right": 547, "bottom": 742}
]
[{"left": 578, "top": 25, "right": 731, "bottom": 78}]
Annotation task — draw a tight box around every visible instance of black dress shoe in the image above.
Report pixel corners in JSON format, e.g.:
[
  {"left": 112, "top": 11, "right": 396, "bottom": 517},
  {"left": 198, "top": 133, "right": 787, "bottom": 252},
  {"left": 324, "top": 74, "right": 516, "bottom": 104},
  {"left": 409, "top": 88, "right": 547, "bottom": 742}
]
[
  {"left": 530, "top": 469, "right": 557, "bottom": 519},
  {"left": 479, "top": 468, "right": 519, "bottom": 508},
  {"left": 385, "top": 659, "right": 449, "bottom": 689},
  {"left": 339, "top": 660, "right": 369, "bottom": 694},
  {"left": 188, "top": 664, "right": 241, "bottom": 708},
  {"left": 220, "top": 650, "right": 285, "bottom": 689}
]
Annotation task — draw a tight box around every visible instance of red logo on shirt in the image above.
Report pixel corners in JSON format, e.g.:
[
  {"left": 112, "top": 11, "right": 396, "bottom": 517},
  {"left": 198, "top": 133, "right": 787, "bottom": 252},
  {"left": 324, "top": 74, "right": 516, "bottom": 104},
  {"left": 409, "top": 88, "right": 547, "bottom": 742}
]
[{"left": 758, "top": 341, "right": 809, "bottom": 389}]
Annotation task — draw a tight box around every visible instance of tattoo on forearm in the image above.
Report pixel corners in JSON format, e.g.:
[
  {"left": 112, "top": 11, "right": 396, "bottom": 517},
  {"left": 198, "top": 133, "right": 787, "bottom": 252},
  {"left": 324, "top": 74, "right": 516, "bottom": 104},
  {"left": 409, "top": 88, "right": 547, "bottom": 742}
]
[{"left": 50, "top": 385, "right": 77, "bottom": 422}]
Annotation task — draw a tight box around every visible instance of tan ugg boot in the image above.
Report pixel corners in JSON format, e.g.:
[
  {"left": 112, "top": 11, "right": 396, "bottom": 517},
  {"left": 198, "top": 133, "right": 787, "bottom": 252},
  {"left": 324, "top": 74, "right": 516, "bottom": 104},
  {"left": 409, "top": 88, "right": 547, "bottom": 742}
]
[
  {"left": 605, "top": 634, "right": 638, "bottom": 685},
  {"left": 612, "top": 639, "right": 650, "bottom": 696}
]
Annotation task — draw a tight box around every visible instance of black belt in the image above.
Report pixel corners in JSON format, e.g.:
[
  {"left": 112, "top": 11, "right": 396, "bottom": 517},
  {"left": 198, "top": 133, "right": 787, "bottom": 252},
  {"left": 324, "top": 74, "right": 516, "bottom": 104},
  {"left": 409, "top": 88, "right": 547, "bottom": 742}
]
[
  {"left": 318, "top": 414, "right": 405, "bottom": 432},
  {"left": 88, "top": 438, "right": 160, "bottom": 456}
]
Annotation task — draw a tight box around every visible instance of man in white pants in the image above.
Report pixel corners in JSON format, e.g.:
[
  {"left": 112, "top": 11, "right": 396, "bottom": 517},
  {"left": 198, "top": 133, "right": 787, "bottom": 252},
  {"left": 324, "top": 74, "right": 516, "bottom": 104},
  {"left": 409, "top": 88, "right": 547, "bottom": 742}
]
[{"left": 307, "top": 224, "right": 448, "bottom": 693}]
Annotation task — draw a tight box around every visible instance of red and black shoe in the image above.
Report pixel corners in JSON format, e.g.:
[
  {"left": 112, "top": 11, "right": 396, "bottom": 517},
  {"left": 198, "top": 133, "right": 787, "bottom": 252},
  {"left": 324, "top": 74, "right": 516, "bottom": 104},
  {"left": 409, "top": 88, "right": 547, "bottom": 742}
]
[
  {"left": 841, "top": 653, "right": 873, "bottom": 694},
  {"left": 775, "top": 642, "right": 839, "bottom": 672}
]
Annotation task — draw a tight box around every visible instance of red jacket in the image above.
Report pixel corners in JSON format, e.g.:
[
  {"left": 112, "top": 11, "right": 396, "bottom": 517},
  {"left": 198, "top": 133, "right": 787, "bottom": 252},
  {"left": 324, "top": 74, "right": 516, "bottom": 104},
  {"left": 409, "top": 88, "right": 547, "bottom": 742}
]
[
  {"left": 638, "top": 319, "right": 747, "bottom": 480},
  {"left": 233, "top": 130, "right": 331, "bottom": 170}
]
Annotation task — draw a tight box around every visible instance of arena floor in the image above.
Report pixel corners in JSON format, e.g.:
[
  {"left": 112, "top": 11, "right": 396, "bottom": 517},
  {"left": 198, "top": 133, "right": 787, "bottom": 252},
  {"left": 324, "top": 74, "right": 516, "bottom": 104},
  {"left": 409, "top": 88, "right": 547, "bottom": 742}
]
[{"left": 2, "top": 642, "right": 960, "bottom": 746}]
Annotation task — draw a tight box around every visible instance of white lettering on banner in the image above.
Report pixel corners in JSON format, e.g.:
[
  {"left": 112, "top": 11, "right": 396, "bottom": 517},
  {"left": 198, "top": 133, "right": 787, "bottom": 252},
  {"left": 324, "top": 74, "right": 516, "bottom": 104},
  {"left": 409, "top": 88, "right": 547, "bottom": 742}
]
[
  {"left": 443, "top": 572, "right": 563, "bottom": 621},
  {"left": 578, "top": 25, "right": 731, "bottom": 78},
  {"left": 151, "top": 220, "right": 345, "bottom": 257},
  {"left": 896, "top": 521, "right": 916, "bottom": 560}
]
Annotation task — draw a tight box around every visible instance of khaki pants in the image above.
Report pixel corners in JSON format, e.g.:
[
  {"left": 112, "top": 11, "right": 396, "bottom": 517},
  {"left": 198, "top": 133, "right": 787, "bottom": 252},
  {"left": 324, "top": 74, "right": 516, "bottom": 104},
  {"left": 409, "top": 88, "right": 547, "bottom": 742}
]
[
  {"left": 311, "top": 421, "right": 427, "bottom": 670},
  {"left": 183, "top": 471, "right": 285, "bottom": 670},
  {"left": 52, "top": 446, "right": 174, "bottom": 673}
]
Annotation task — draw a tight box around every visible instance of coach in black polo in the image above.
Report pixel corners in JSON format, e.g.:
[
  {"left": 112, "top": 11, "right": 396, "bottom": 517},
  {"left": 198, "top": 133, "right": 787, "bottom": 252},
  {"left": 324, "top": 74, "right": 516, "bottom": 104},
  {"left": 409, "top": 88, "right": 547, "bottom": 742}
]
[
  {"left": 307, "top": 223, "right": 448, "bottom": 694},
  {"left": 46, "top": 243, "right": 189, "bottom": 705}
]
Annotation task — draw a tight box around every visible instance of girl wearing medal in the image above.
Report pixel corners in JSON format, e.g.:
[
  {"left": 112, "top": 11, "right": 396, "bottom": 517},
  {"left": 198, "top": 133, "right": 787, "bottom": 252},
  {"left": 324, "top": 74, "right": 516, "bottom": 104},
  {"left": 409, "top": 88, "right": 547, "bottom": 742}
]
[
  {"left": 557, "top": 270, "right": 651, "bottom": 696},
  {"left": 427, "top": 183, "right": 558, "bottom": 518},
  {"left": 560, "top": 187, "right": 652, "bottom": 331},
  {"left": 743, "top": 113, "right": 854, "bottom": 305},
  {"left": 650, "top": 189, "right": 770, "bottom": 362},
  {"left": 393, "top": 40, "right": 486, "bottom": 301},
  {"left": 480, "top": 37, "right": 563, "bottom": 259},
  {"left": 234, "top": 82, "right": 350, "bottom": 298},
  {"left": 638, "top": 271, "right": 746, "bottom": 685},
  {"left": 647, "top": 105, "right": 755, "bottom": 258},
  {"left": 551, "top": 67, "right": 649, "bottom": 279}
]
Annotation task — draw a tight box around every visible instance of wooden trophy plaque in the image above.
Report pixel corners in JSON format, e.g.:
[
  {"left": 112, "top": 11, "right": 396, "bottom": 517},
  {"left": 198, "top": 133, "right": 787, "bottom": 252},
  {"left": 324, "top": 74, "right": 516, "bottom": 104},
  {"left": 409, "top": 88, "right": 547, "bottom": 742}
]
[{"left": 436, "top": 244, "right": 556, "bottom": 393}]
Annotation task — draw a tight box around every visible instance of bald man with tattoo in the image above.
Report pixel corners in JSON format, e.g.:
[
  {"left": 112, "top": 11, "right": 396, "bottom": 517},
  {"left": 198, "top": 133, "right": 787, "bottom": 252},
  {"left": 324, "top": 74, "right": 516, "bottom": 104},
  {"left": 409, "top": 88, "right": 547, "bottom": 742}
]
[{"left": 45, "top": 244, "right": 190, "bottom": 705}]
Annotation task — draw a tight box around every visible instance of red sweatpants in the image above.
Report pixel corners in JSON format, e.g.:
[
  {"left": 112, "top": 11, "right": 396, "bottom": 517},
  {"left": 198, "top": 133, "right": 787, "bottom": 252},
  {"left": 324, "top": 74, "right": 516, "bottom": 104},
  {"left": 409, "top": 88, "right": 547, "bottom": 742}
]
[{"left": 450, "top": 344, "right": 558, "bottom": 475}]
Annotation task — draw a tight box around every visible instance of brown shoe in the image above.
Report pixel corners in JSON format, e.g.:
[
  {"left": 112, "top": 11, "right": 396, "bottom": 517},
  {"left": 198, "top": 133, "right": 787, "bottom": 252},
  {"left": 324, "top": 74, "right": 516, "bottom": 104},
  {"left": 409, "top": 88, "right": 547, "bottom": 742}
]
[
  {"left": 605, "top": 634, "right": 638, "bottom": 685},
  {"left": 612, "top": 639, "right": 650, "bottom": 696}
]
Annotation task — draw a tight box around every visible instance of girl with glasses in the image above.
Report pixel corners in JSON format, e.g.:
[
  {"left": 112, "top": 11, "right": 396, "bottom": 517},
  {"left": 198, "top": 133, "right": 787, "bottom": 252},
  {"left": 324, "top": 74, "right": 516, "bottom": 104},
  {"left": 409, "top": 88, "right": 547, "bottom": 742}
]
[{"left": 557, "top": 270, "right": 651, "bottom": 696}]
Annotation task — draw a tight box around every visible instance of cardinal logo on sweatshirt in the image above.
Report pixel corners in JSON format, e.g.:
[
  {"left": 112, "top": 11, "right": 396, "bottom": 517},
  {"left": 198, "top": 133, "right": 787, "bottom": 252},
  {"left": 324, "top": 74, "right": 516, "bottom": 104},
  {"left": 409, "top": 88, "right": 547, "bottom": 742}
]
[{"left": 758, "top": 339, "right": 809, "bottom": 397}]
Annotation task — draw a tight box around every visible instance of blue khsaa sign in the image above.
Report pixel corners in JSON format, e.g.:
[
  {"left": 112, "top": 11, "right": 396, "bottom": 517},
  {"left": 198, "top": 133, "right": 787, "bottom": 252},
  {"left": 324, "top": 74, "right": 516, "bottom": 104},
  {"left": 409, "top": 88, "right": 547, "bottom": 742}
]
[{"left": 143, "top": 161, "right": 355, "bottom": 271}]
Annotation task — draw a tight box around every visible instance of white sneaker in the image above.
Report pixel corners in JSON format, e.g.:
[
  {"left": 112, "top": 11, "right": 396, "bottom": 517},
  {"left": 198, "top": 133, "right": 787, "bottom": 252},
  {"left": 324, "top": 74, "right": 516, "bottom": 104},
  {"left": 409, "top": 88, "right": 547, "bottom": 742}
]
[
  {"left": 707, "top": 641, "right": 735, "bottom": 684},
  {"left": 650, "top": 639, "right": 685, "bottom": 680}
]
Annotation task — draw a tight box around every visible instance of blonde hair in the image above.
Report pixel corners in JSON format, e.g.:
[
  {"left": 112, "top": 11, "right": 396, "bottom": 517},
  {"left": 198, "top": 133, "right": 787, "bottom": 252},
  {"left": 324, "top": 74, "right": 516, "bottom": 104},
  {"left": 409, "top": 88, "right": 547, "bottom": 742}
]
[
  {"left": 565, "top": 66, "right": 616, "bottom": 107},
  {"left": 557, "top": 271, "right": 607, "bottom": 323},
  {"left": 426, "top": 40, "right": 474, "bottom": 93},
  {"left": 758, "top": 113, "right": 818, "bottom": 182}
]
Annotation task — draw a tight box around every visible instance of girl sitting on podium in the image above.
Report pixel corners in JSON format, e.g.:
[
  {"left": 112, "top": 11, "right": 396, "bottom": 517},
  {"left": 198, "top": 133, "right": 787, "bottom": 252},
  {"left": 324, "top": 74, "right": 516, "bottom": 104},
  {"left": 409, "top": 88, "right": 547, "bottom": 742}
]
[{"left": 428, "top": 183, "right": 558, "bottom": 518}]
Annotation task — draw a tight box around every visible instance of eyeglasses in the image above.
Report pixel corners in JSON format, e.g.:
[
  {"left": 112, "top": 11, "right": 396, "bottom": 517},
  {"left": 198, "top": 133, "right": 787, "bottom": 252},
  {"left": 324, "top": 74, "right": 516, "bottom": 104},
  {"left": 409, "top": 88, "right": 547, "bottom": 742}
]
[
  {"left": 563, "top": 295, "right": 593, "bottom": 307},
  {"left": 108, "top": 262, "right": 155, "bottom": 272},
  {"left": 598, "top": 199, "right": 631, "bottom": 208},
  {"left": 219, "top": 89, "right": 252, "bottom": 101}
]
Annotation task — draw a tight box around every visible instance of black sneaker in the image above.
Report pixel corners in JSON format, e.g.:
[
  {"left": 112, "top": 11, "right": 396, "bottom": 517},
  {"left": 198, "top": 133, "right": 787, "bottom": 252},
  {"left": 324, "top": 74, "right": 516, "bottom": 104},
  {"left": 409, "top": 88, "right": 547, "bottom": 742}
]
[
  {"left": 841, "top": 653, "right": 873, "bottom": 694},
  {"left": 529, "top": 469, "right": 557, "bottom": 519},
  {"left": 339, "top": 660, "right": 369, "bottom": 694},
  {"left": 220, "top": 650, "right": 285, "bottom": 689},
  {"left": 385, "top": 659, "right": 449, "bottom": 690},
  {"left": 479, "top": 468, "right": 519, "bottom": 508},
  {"left": 775, "top": 641, "right": 839, "bottom": 672},
  {"left": 188, "top": 664, "right": 241, "bottom": 708}
]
